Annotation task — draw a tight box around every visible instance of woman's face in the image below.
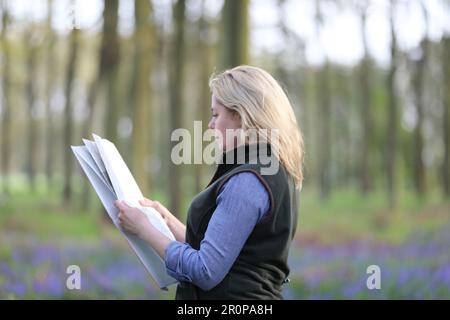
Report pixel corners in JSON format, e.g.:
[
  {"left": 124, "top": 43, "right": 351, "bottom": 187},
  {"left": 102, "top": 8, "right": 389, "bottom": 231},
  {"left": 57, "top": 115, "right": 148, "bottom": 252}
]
[{"left": 208, "top": 95, "right": 242, "bottom": 151}]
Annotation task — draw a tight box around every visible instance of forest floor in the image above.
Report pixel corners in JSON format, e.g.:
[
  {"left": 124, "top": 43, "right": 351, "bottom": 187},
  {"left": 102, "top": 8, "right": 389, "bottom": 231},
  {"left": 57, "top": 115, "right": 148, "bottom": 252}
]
[{"left": 0, "top": 187, "right": 449, "bottom": 299}]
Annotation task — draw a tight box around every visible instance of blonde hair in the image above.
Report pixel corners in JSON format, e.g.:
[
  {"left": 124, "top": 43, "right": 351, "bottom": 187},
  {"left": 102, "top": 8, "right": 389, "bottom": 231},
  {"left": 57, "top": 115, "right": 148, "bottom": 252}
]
[{"left": 209, "top": 65, "right": 304, "bottom": 189}]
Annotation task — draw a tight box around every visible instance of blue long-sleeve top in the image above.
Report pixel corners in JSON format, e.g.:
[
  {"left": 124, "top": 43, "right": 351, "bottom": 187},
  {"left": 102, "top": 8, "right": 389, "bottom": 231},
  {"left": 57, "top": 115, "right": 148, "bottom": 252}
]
[{"left": 164, "top": 172, "right": 270, "bottom": 291}]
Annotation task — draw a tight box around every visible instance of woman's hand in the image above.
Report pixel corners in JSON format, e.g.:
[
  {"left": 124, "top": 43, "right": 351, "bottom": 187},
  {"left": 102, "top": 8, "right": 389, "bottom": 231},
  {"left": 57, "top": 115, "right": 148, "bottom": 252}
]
[
  {"left": 114, "top": 200, "right": 173, "bottom": 259},
  {"left": 139, "top": 197, "right": 186, "bottom": 243},
  {"left": 139, "top": 198, "right": 174, "bottom": 225},
  {"left": 114, "top": 200, "right": 150, "bottom": 238}
]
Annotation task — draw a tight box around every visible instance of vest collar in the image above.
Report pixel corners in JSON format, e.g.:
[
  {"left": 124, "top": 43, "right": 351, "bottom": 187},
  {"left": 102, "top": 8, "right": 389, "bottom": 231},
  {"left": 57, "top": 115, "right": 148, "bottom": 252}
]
[{"left": 206, "top": 143, "right": 272, "bottom": 188}]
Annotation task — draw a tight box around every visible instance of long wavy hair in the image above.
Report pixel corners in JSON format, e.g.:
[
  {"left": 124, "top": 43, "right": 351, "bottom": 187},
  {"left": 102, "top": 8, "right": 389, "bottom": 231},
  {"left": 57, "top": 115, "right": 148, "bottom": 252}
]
[{"left": 209, "top": 65, "right": 305, "bottom": 189}]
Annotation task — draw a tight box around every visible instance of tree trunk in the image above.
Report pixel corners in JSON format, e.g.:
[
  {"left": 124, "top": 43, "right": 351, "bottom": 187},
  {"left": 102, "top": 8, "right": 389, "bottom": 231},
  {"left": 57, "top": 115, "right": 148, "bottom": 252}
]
[
  {"left": 359, "top": 9, "right": 372, "bottom": 194},
  {"left": 443, "top": 36, "right": 450, "bottom": 197},
  {"left": 80, "top": 0, "right": 116, "bottom": 210},
  {"left": 336, "top": 69, "right": 352, "bottom": 187},
  {"left": 221, "top": 0, "right": 249, "bottom": 69},
  {"left": 194, "top": 1, "right": 213, "bottom": 194},
  {"left": 130, "top": 0, "right": 153, "bottom": 196},
  {"left": 317, "top": 62, "right": 332, "bottom": 198},
  {"left": 168, "top": 0, "right": 186, "bottom": 217},
  {"left": 63, "top": 28, "right": 79, "bottom": 206},
  {"left": 412, "top": 9, "right": 428, "bottom": 196},
  {"left": 313, "top": 0, "right": 331, "bottom": 198},
  {"left": 80, "top": 61, "right": 101, "bottom": 211},
  {"left": 414, "top": 2, "right": 429, "bottom": 197},
  {"left": 45, "top": 0, "right": 55, "bottom": 192},
  {"left": 1, "top": 4, "right": 11, "bottom": 195},
  {"left": 101, "top": 0, "right": 120, "bottom": 145},
  {"left": 386, "top": 2, "right": 398, "bottom": 209},
  {"left": 25, "top": 29, "right": 39, "bottom": 192},
  {"left": 82, "top": 0, "right": 119, "bottom": 214}
]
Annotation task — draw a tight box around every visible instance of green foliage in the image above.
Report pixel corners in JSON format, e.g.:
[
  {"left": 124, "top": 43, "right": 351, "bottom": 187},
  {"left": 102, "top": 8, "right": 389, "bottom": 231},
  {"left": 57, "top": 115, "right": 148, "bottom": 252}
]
[{"left": 298, "top": 187, "right": 450, "bottom": 245}]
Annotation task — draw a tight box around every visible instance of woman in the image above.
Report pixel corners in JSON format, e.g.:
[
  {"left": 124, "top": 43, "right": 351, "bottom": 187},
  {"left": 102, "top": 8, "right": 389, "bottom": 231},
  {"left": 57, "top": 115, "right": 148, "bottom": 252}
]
[{"left": 115, "top": 65, "right": 304, "bottom": 299}]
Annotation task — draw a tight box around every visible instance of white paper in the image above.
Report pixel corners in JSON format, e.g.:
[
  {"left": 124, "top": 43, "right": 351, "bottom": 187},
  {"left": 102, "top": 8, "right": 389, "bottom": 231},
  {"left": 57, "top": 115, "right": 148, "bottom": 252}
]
[
  {"left": 83, "top": 138, "right": 112, "bottom": 188},
  {"left": 72, "top": 146, "right": 118, "bottom": 223},
  {"left": 72, "top": 134, "right": 177, "bottom": 289}
]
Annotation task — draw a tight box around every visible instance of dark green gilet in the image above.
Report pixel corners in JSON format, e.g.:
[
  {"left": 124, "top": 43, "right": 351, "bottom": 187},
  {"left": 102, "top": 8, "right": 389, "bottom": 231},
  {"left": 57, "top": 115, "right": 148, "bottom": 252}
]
[{"left": 175, "top": 144, "right": 299, "bottom": 300}]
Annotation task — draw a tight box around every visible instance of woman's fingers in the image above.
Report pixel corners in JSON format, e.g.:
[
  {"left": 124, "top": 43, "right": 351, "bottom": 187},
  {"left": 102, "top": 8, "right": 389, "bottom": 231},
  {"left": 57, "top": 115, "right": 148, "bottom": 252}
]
[
  {"left": 116, "top": 203, "right": 130, "bottom": 224},
  {"left": 117, "top": 212, "right": 124, "bottom": 228},
  {"left": 151, "top": 201, "right": 161, "bottom": 210},
  {"left": 139, "top": 198, "right": 153, "bottom": 207},
  {"left": 139, "top": 199, "right": 168, "bottom": 220},
  {"left": 115, "top": 200, "right": 132, "bottom": 211},
  {"left": 139, "top": 198, "right": 161, "bottom": 210},
  {"left": 114, "top": 200, "right": 122, "bottom": 209}
]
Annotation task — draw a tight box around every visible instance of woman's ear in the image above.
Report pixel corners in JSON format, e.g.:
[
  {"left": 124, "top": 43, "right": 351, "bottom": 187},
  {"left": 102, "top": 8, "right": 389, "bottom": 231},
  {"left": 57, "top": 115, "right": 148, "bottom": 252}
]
[{"left": 233, "top": 111, "right": 242, "bottom": 127}]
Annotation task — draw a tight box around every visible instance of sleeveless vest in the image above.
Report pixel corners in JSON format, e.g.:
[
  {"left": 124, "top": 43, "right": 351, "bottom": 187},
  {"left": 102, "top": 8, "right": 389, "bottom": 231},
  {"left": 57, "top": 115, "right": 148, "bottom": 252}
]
[{"left": 176, "top": 144, "right": 299, "bottom": 299}]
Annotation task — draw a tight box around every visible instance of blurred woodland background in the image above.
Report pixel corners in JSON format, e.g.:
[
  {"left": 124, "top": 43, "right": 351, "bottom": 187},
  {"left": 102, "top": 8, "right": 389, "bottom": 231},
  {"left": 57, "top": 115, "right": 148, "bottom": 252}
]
[{"left": 0, "top": 0, "right": 449, "bottom": 299}]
